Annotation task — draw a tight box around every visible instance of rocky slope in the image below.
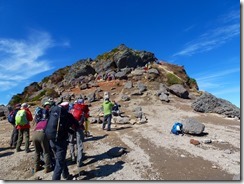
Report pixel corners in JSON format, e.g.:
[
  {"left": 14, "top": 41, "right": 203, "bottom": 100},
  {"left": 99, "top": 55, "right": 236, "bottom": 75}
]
[{"left": 3, "top": 44, "right": 239, "bottom": 120}]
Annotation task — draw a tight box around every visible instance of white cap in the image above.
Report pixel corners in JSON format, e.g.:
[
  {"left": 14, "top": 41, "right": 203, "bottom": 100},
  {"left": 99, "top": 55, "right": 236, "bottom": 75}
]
[{"left": 60, "top": 101, "right": 69, "bottom": 107}]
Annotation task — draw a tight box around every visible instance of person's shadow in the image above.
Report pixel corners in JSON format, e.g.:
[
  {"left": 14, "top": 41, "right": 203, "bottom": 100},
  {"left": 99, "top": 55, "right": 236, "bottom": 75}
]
[
  {"left": 76, "top": 160, "right": 125, "bottom": 180},
  {"left": 84, "top": 134, "right": 108, "bottom": 142},
  {"left": 0, "top": 151, "right": 14, "bottom": 158}
]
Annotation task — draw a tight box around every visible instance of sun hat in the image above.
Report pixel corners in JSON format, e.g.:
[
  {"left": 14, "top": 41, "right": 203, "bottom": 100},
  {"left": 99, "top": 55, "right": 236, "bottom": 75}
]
[{"left": 21, "top": 103, "right": 28, "bottom": 108}]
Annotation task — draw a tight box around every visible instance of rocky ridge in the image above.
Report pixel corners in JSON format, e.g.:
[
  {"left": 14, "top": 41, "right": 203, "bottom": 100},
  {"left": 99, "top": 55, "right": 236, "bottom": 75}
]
[{"left": 0, "top": 44, "right": 240, "bottom": 120}]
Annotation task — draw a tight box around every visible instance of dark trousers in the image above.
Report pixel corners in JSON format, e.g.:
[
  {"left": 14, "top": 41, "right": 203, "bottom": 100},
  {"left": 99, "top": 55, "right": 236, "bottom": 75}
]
[
  {"left": 50, "top": 140, "right": 69, "bottom": 180},
  {"left": 32, "top": 131, "right": 51, "bottom": 169},
  {"left": 103, "top": 114, "right": 112, "bottom": 130},
  {"left": 16, "top": 128, "right": 30, "bottom": 151},
  {"left": 10, "top": 125, "right": 18, "bottom": 147},
  {"left": 69, "top": 129, "right": 84, "bottom": 167}
]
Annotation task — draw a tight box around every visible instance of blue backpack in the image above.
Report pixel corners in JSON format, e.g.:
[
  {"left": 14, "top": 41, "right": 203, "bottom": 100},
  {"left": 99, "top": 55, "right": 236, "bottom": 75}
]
[
  {"left": 8, "top": 111, "right": 15, "bottom": 125},
  {"left": 34, "top": 107, "right": 44, "bottom": 123},
  {"left": 171, "top": 122, "right": 183, "bottom": 135}
]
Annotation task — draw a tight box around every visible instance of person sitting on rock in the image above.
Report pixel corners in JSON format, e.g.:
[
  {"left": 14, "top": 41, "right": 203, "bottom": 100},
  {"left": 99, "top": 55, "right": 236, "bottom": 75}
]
[{"left": 112, "top": 102, "right": 121, "bottom": 116}]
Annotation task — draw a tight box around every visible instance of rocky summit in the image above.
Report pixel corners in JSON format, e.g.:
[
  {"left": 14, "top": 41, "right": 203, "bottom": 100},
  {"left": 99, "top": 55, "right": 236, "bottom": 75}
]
[{"left": 5, "top": 44, "right": 239, "bottom": 120}]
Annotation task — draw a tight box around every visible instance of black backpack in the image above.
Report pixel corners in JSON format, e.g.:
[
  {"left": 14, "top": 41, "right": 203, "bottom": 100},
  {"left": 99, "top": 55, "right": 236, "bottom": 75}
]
[{"left": 45, "top": 105, "right": 69, "bottom": 141}]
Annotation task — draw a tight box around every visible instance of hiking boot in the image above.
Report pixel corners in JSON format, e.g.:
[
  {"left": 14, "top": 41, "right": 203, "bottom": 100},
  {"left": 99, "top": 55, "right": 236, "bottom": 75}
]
[
  {"left": 25, "top": 149, "right": 31, "bottom": 153},
  {"left": 63, "top": 174, "right": 73, "bottom": 180},
  {"left": 34, "top": 165, "right": 43, "bottom": 173},
  {"left": 16, "top": 148, "right": 23, "bottom": 152},
  {"left": 107, "top": 129, "right": 111, "bottom": 131},
  {"left": 44, "top": 166, "right": 53, "bottom": 174}
]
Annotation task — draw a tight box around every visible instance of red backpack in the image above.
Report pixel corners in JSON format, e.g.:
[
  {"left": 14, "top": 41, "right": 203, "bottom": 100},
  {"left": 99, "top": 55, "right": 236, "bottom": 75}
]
[{"left": 70, "top": 104, "right": 89, "bottom": 122}]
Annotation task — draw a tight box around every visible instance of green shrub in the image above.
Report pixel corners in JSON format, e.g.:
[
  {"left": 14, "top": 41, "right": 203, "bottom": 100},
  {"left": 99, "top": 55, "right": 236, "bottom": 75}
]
[
  {"left": 166, "top": 73, "right": 183, "bottom": 86},
  {"left": 31, "top": 90, "right": 46, "bottom": 101},
  {"left": 45, "top": 88, "right": 59, "bottom": 98},
  {"left": 9, "top": 94, "right": 22, "bottom": 105}
]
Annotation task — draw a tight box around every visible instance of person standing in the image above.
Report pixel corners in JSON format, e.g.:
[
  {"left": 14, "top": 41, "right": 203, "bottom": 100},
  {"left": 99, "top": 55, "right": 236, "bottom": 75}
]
[
  {"left": 69, "top": 99, "right": 89, "bottom": 167},
  {"left": 45, "top": 102, "right": 79, "bottom": 180},
  {"left": 32, "top": 101, "right": 53, "bottom": 173},
  {"left": 9, "top": 103, "right": 21, "bottom": 149},
  {"left": 102, "top": 98, "right": 114, "bottom": 131},
  {"left": 15, "top": 103, "right": 33, "bottom": 153}
]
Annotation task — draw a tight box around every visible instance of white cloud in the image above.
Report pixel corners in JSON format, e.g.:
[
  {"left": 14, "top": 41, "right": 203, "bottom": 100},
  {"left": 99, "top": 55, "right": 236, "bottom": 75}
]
[
  {"left": 173, "top": 10, "right": 240, "bottom": 57},
  {"left": 193, "top": 68, "right": 240, "bottom": 91},
  {"left": 0, "top": 31, "right": 54, "bottom": 91}
]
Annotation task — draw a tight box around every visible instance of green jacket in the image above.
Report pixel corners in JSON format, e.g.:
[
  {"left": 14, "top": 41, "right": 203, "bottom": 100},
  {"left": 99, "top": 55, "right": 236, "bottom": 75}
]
[{"left": 102, "top": 100, "right": 114, "bottom": 116}]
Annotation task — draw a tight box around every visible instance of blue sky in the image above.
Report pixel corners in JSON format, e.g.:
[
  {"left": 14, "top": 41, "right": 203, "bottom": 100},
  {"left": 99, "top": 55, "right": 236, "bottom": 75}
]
[{"left": 0, "top": 0, "right": 241, "bottom": 107}]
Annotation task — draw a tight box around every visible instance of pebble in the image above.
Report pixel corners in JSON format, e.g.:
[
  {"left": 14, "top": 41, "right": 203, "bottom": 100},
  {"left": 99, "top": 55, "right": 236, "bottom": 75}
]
[
  {"left": 203, "top": 139, "right": 212, "bottom": 144},
  {"left": 224, "top": 149, "right": 231, "bottom": 154},
  {"left": 212, "top": 165, "right": 217, "bottom": 169},
  {"left": 180, "top": 154, "right": 186, "bottom": 158}
]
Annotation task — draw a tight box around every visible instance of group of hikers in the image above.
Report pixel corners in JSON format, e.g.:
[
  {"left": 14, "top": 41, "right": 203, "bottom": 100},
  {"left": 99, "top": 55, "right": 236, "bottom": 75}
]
[{"left": 7, "top": 92, "right": 120, "bottom": 180}]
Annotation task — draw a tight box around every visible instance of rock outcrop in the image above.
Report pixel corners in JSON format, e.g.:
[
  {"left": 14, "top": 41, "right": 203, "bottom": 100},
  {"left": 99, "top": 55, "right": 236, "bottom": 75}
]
[{"left": 192, "top": 92, "right": 240, "bottom": 119}]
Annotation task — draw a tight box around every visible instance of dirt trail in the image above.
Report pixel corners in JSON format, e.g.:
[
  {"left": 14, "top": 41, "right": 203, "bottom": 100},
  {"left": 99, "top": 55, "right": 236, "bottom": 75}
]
[{"left": 0, "top": 93, "right": 240, "bottom": 181}]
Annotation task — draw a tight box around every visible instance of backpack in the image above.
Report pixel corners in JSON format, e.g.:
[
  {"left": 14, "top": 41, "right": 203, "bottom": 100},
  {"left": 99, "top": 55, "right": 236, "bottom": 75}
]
[
  {"left": 171, "top": 122, "right": 183, "bottom": 135},
  {"left": 45, "top": 105, "right": 69, "bottom": 141},
  {"left": 7, "top": 111, "right": 15, "bottom": 125},
  {"left": 34, "top": 120, "right": 48, "bottom": 131},
  {"left": 15, "top": 109, "right": 28, "bottom": 126},
  {"left": 34, "top": 107, "right": 43, "bottom": 123},
  {"left": 70, "top": 104, "right": 86, "bottom": 122}
]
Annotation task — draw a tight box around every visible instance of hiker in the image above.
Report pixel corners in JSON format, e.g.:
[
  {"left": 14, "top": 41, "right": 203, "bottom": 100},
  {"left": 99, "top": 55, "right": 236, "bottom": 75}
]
[
  {"left": 34, "top": 101, "right": 51, "bottom": 124},
  {"left": 69, "top": 98, "right": 90, "bottom": 167},
  {"left": 32, "top": 118, "right": 52, "bottom": 173},
  {"left": 45, "top": 101, "right": 79, "bottom": 180},
  {"left": 112, "top": 102, "right": 121, "bottom": 116},
  {"left": 102, "top": 97, "right": 114, "bottom": 131},
  {"left": 8, "top": 103, "right": 21, "bottom": 149},
  {"left": 15, "top": 103, "right": 33, "bottom": 153}
]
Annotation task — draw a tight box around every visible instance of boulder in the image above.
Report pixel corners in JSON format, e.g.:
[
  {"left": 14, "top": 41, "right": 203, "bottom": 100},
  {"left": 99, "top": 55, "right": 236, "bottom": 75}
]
[
  {"left": 169, "top": 84, "right": 189, "bottom": 99},
  {"left": 137, "top": 82, "right": 147, "bottom": 93},
  {"left": 121, "top": 95, "right": 130, "bottom": 101},
  {"left": 182, "top": 118, "right": 205, "bottom": 135},
  {"left": 107, "top": 147, "right": 127, "bottom": 157},
  {"left": 131, "top": 69, "right": 145, "bottom": 76},
  {"left": 148, "top": 68, "right": 159, "bottom": 75},
  {"left": 192, "top": 92, "right": 240, "bottom": 119},
  {"left": 124, "top": 81, "right": 133, "bottom": 89},
  {"left": 115, "top": 71, "right": 127, "bottom": 79},
  {"left": 159, "top": 93, "right": 170, "bottom": 102}
]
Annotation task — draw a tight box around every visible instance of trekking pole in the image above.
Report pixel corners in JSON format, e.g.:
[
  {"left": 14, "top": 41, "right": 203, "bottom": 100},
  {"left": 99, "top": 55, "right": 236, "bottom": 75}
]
[{"left": 55, "top": 107, "right": 61, "bottom": 142}]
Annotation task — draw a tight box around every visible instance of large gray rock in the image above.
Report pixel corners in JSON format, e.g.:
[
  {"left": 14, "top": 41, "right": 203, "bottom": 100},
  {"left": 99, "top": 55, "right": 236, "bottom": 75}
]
[
  {"left": 192, "top": 92, "right": 240, "bottom": 119},
  {"left": 115, "top": 71, "right": 127, "bottom": 79},
  {"left": 169, "top": 84, "right": 189, "bottom": 99},
  {"left": 0, "top": 105, "right": 9, "bottom": 118},
  {"left": 124, "top": 81, "right": 133, "bottom": 89},
  {"left": 131, "top": 69, "right": 145, "bottom": 76},
  {"left": 137, "top": 82, "right": 147, "bottom": 93},
  {"left": 148, "top": 68, "right": 159, "bottom": 75},
  {"left": 182, "top": 118, "right": 205, "bottom": 135},
  {"left": 159, "top": 93, "right": 170, "bottom": 102},
  {"left": 121, "top": 95, "right": 130, "bottom": 101}
]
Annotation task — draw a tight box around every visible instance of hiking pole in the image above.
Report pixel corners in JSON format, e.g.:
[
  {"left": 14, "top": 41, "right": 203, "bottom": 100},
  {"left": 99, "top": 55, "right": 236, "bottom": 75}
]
[{"left": 55, "top": 107, "right": 61, "bottom": 142}]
